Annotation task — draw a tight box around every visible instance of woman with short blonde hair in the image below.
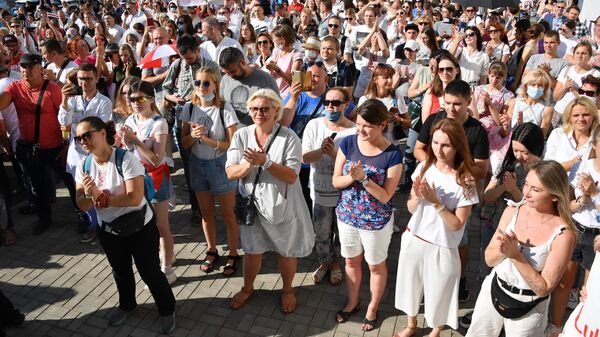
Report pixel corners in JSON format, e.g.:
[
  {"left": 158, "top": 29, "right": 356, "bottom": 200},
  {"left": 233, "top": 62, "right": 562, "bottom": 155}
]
[{"left": 506, "top": 69, "right": 554, "bottom": 137}]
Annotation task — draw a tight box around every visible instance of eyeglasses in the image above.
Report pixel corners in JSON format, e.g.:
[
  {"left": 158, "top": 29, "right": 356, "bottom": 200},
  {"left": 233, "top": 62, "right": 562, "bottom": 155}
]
[
  {"left": 129, "top": 95, "right": 151, "bottom": 103},
  {"left": 74, "top": 130, "right": 99, "bottom": 143},
  {"left": 194, "top": 80, "right": 211, "bottom": 88},
  {"left": 578, "top": 88, "right": 597, "bottom": 96},
  {"left": 249, "top": 106, "right": 271, "bottom": 114},
  {"left": 323, "top": 99, "right": 346, "bottom": 106},
  {"left": 328, "top": 24, "right": 340, "bottom": 28},
  {"left": 465, "top": 32, "right": 477, "bottom": 38},
  {"left": 438, "top": 66, "right": 455, "bottom": 73},
  {"left": 77, "top": 77, "right": 94, "bottom": 81}
]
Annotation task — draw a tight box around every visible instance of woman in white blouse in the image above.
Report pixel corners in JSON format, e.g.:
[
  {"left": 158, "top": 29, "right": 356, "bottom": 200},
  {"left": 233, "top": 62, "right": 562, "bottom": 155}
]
[
  {"left": 545, "top": 97, "right": 599, "bottom": 172},
  {"left": 448, "top": 26, "right": 490, "bottom": 86}
]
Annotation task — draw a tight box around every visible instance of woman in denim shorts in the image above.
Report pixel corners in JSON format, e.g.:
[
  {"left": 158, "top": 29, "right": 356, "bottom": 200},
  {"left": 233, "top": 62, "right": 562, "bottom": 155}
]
[{"left": 179, "top": 67, "right": 240, "bottom": 277}]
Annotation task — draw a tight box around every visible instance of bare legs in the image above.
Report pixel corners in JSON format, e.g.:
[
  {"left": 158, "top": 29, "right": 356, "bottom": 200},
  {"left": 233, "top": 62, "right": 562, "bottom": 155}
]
[{"left": 154, "top": 200, "right": 174, "bottom": 268}]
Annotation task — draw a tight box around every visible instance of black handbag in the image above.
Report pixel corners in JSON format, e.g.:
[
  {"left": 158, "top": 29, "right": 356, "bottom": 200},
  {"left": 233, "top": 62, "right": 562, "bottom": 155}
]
[
  {"left": 102, "top": 205, "right": 148, "bottom": 237},
  {"left": 235, "top": 125, "right": 282, "bottom": 226},
  {"left": 15, "top": 80, "right": 49, "bottom": 163},
  {"left": 490, "top": 273, "right": 548, "bottom": 319}
]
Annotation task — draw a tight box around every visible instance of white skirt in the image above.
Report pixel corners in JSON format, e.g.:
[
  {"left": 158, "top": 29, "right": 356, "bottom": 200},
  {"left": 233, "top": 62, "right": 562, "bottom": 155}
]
[{"left": 395, "top": 231, "right": 460, "bottom": 329}]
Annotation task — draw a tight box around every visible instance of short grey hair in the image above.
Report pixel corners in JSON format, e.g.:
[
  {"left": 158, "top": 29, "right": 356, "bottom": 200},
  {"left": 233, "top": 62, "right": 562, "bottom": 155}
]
[{"left": 247, "top": 89, "right": 284, "bottom": 121}]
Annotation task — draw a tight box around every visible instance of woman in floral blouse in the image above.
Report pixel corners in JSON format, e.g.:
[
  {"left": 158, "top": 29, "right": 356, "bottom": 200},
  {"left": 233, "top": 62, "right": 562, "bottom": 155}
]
[{"left": 332, "top": 99, "right": 403, "bottom": 332}]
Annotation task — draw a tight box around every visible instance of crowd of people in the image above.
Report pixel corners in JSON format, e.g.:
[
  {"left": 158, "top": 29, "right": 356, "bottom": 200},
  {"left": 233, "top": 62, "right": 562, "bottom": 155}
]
[{"left": 0, "top": 0, "right": 599, "bottom": 336}]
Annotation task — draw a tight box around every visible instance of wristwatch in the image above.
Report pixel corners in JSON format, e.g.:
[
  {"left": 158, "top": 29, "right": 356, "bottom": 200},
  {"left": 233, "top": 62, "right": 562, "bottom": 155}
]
[
  {"left": 262, "top": 153, "right": 273, "bottom": 170},
  {"left": 360, "top": 175, "right": 369, "bottom": 187}
]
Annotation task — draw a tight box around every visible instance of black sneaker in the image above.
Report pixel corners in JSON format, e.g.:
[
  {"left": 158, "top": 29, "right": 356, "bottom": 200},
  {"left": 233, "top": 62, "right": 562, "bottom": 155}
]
[
  {"left": 18, "top": 204, "right": 37, "bottom": 215},
  {"left": 109, "top": 308, "right": 131, "bottom": 327},
  {"left": 32, "top": 220, "right": 50, "bottom": 235},
  {"left": 459, "top": 312, "right": 472, "bottom": 329},
  {"left": 76, "top": 211, "right": 90, "bottom": 234},
  {"left": 80, "top": 229, "right": 97, "bottom": 243},
  {"left": 159, "top": 313, "right": 176, "bottom": 334},
  {"left": 459, "top": 277, "right": 470, "bottom": 303}
]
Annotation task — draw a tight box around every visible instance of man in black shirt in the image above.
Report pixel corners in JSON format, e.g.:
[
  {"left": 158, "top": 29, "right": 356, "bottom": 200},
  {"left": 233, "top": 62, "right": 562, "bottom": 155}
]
[{"left": 413, "top": 79, "right": 489, "bottom": 303}]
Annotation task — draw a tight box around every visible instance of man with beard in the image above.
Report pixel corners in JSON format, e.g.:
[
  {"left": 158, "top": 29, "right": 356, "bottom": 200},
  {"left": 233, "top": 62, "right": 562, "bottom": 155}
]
[{"left": 219, "top": 47, "right": 279, "bottom": 126}]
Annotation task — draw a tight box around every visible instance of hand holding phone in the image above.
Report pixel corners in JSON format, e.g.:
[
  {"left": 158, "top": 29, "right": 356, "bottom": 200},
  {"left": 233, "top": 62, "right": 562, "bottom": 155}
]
[{"left": 330, "top": 132, "right": 337, "bottom": 140}]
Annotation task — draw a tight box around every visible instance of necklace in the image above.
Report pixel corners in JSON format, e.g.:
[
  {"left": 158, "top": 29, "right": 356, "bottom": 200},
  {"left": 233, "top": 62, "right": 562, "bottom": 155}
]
[{"left": 524, "top": 207, "right": 552, "bottom": 231}]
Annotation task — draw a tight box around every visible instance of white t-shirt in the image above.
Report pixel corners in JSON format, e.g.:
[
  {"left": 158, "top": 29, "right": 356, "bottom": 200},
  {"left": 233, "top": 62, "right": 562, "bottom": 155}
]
[
  {"left": 554, "top": 66, "right": 600, "bottom": 118},
  {"left": 75, "top": 149, "right": 153, "bottom": 224},
  {"left": 200, "top": 37, "right": 244, "bottom": 64},
  {"left": 457, "top": 47, "right": 490, "bottom": 83},
  {"left": 250, "top": 17, "right": 272, "bottom": 33},
  {"left": 408, "top": 162, "right": 479, "bottom": 248},
  {"left": 558, "top": 36, "right": 578, "bottom": 58},
  {"left": 302, "top": 117, "right": 356, "bottom": 207},
  {"left": 545, "top": 127, "right": 593, "bottom": 164},
  {"left": 178, "top": 103, "right": 239, "bottom": 160},
  {"left": 124, "top": 113, "right": 169, "bottom": 166},
  {"left": 570, "top": 159, "right": 600, "bottom": 229},
  {"left": 0, "top": 78, "right": 19, "bottom": 150},
  {"left": 46, "top": 60, "right": 78, "bottom": 86}
]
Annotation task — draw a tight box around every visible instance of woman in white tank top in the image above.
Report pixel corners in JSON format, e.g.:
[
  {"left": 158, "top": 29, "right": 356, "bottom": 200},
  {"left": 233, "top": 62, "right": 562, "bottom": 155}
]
[{"left": 466, "top": 161, "right": 577, "bottom": 337}]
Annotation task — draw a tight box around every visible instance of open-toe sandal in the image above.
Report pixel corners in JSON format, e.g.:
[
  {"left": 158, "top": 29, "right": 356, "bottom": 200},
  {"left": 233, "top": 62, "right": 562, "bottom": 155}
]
[
  {"left": 199, "top": 250, "right": 219, "bottom": 273},
  {"left": 335, "top": 302, "right": 360, "bottom": 323},
  {"left": 223, "top": 255, "right": 242, "bottom": 278},
  {"left": 361, "top": 314, "right": 378, "bottom": 332},
  {"left": 281, "top": 289, "right": 297, "bottom": 314},
  {"left": 230, "top": 287, "right": 253, "bottom": 310},
  {"left": 393, "top": 326, "right": 417, "bottom": 337},
  {"left": 312, "top": 265, "right": 328, "bottom": 284},
  {"left": 329, "top": 267, "right": 343, "bottom": 286}
]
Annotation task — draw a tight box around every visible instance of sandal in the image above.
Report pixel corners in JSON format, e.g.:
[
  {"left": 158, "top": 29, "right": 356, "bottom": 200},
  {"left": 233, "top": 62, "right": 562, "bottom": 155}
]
[
  {"left": 2, "top": 228, "right": 16, "bottom": 246},
  {"left": 393, "top": 326, "right": 416, "bottom": 337},
  {"left": 312, "top": 265, "right": 328, "bottom": 284},
  {"left": 361, "top": 314, "right": 378, "bottom": 331},
  {"left": 335, "top": 302, "right": 360, "bottom": 323},
  {"left": 281, "top": 289, "right": 297, "bottom": 314},
  {"left": 329, "top": 266, "right": 343, "bottom": 286},
  {"left": 199, "top": 250, "right": 219, "bottom": 273},
  {"left": 222, "top": 255, "right": 242, "bottom": 278},
  {"left": 230, "top": 287, "right": 253, "bottom": 310}
]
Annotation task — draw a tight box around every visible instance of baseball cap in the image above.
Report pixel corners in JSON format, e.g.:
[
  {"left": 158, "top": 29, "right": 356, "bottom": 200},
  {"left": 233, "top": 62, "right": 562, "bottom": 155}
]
[
  {"left": 404, "top": 40, "right": 419, "bottom": 52},
  {"left": 2, "top": 35, "right": 18, "bottom": 45},
  {"left": 19, "top": 54, "right": 43, "bottom": 67}
]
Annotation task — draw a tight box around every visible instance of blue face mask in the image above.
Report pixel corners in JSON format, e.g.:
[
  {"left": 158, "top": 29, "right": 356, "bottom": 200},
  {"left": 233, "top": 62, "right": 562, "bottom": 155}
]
[
  {"left": 527, "top": 86, "right": 544, "bottom": 100},
  {"left": 201, "top": 92, "right": 215, "bottom": 101},
  {"left": 324, "top": 110, "right": 342, "bottom": 122}
]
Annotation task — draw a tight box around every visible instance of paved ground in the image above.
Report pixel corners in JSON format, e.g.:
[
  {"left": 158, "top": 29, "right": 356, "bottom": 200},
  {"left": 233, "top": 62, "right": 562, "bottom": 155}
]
[{"left": 1, "top": 159, "right": 487, "bottom": 337}]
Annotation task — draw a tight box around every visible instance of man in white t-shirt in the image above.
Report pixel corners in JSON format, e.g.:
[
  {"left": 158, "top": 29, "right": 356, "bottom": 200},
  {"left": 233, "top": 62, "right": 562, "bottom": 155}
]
[
  {"left": 250, "top": 4, "right": 272, "bottom": 33},
  {"left": 104, "top": 12, "right": 126, "bottom": 44},
  {"left": 200, "top": 16, "right": 244, "bottom": 64},
  {"left": 121, "top": 0, "right": 147, "bottom": 30},
  {"left": 41, "top": 40, "right": 78, "bottom": 87}
]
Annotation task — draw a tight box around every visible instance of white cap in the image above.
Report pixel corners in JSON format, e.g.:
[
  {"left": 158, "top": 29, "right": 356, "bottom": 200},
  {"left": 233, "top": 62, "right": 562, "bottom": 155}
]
[{"left": 404, "top": 40, "right": 419, "bottom": 51}]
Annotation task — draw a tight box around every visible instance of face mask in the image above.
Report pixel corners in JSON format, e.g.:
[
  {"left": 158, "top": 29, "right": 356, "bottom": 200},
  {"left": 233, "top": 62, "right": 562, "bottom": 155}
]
[
  {"left": 177, "top": 23, "right": 185, "bottom": 32},
  {"left": 306, "top": 50, "right": 318, "bottom": 59},
  {"left": 527, "top": 86, "right": 544, "bottom": 99},
  {"left": 324, "top": 110, "right": 342, "bottom": 121},
  {"left": 197, "top": 91, "right": 215, "bottom": 101}
]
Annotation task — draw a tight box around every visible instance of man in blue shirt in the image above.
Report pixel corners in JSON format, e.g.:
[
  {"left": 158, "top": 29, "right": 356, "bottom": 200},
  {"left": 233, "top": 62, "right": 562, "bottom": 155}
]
[{"left": 541, "top": 1, "right": 567, "bottom": 31}]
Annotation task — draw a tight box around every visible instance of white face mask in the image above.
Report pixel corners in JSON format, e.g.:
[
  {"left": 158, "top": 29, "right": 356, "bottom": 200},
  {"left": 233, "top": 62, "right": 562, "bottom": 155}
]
[{"left": 306, "top": 50, "right": 318, "bottom": 59}]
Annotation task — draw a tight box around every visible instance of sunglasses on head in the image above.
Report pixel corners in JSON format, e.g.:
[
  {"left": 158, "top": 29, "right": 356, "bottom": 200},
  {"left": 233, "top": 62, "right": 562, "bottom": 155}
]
[
  {"left": 578, "top": 88, "right": 597, "bottom": 96},
  {"left": 323, "top": 99, "right": 346, "bottom": 107},
  {"left": 328, "top": 24, "right": 339, "bottom": 28},
  {"left": 194, "top": 80, "right": 211, "bottom": 88},
  {"left": 74, "top": 130, "right": 99, "bottom": 143},
  {"left": 129, "top": 95, "right": 151, "bottom": 103}
]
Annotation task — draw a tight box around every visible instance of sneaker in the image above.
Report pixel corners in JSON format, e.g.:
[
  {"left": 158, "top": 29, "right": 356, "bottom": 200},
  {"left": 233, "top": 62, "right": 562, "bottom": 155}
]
[
  {"left": 80, "top": 229, "right": 97, "bottom": 243},
  {"left": 109, "top": 308, "right": 130, "bottom": 327},
  {"left": 76, "top": 211, "right": 90, "bottom": 234},
  {"left": 567, "top": 288, "right": 579, "bottom": 310},
  {"left": 459, "top": 312, "right": 472, "bottom": 329},
  {"left": 544, "top": 323, "right": 562, "bottom": 337},
  {"left": 159, "top": 313, "right": 176, "bottom": 334},
  {"left": 164, "top": 267, "right": 177, "bottom": 285},
  {"left": 459, "top": 277, "right": 470, "bottom": 303}
]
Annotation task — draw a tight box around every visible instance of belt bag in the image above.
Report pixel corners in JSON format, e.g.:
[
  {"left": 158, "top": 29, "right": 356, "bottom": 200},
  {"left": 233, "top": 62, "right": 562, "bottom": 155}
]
[
  {"left": 102, "top": 205, "right": 147, "bottom": 237},
  {"left": 490, "top": 273, "right": 548, "bottom": 319}
]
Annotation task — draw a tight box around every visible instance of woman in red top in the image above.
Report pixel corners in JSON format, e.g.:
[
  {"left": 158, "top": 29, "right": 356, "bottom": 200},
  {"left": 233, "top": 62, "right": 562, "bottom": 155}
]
[{"left": 421, "top": 53, "right": 460, "bottom": 122}]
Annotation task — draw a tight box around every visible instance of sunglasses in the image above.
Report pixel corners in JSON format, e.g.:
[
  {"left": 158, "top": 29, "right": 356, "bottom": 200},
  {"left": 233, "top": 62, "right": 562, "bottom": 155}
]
[
  {"left": 257, "top": 39, "right": 270, "bottom": 45},
  {"left": 74, "top": 130, "right": 99, "bottom": 143},
  {"left": 438, "top": 66, "right": 455, "bottom": 73},
  {"left": 129, "top": 95, "right": 151, "bottom": 103},
  {"left": 328, "top": 24, "right": 340, "bottom": 28},
  {"left": 306, "top": 60, "right": 324, "bottom": 68},
  {"left": 323, "top": 99, "right": 346, "bottom": 106},
  {"left": 397, "top": 11, "right": 405, "bottom": 15},
  {"left": 489, "top": 29, "right": 498, "bottom": 33},
  {"left": 578, "top": 88, "right": 597, "bottom": 96},
  {"left": 347, "top": 16, "right": 355, "bottom": 20},
  {"left": 194, "top": 80, "right": 211, "bottom": 88},
  {"left": 249, "top": 106, "right": 271, "bottom": 114},
  {"left": 218, "top": 11, "right": 228, "bottom": 15},
  {"left": 466, "top": 9, "right": 475, "bottom": 12},
  {"left": 465, "top": 32, "right": 477, "bottom": 38},
  {"left": 418, "top": 22, "right": 429, "bottom": 26}
]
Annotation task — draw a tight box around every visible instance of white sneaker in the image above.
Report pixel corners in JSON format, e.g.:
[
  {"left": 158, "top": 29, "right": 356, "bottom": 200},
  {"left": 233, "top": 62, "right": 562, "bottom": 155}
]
[
  {"left": 163, "top": 267, "right": 177, "bottom": 285},
  {"left": 567, "top": 288, "right": 579, "bottom": 310}
]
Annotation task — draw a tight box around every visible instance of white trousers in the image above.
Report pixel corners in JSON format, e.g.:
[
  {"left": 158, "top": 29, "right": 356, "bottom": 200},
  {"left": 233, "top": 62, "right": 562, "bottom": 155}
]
[
  {"left": 466, "top": 273, "right": 549, "bottom": 337},
  {"left": 395, "top": 231, "right": 460, "bottom": 329}
]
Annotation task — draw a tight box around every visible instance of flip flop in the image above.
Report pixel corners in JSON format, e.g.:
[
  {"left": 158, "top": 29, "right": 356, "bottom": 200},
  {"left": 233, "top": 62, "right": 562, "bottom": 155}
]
[{"left": 230, "top": 287, "right": 253, "bottom": 310}]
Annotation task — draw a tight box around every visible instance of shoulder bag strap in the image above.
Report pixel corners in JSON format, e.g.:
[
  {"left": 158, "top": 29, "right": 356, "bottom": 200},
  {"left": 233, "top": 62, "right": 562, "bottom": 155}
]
[
  {"left": 249, "top": 124, "right": 282, "bottom": 197},
  {"left": 219, "top": 107, "right": 227, "bottom": 141},
  {"left": 114, "top": 147, "right": 126, "bottom": 178},
  {"left": 34, "top": 80, "right": 50, "bottom": 146},
  {"left": 297, "top": 96, "right": 325, "bottom": 138},
  {"left": 55, "top": 59, "right": 70, "bottom": 84}
]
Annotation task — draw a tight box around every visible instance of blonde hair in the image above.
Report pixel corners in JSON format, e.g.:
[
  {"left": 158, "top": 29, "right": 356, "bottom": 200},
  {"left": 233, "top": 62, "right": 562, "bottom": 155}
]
[
  {"left": 519, "top": 69, "right": 551, "bottom": 101},
  {"left": 247, "top": 88, "right": 284, "bottom": 121},
  {"left": 191, "top": 67, "right": 224, "bottom": 108},
  {"left": 114, "top": 76, "right": 141, "bottom": 118},
  {"left": 562, "top": 96, "right": 599, "bottom": 134}
]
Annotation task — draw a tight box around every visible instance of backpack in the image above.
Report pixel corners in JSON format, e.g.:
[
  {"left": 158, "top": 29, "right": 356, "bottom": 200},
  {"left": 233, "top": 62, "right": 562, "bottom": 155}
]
[
  {"left": 506, "top": 44, "right": 526, "bottom": 89},
  {"left": 83, "top": 147, "right": 156, "bottom": 204}
]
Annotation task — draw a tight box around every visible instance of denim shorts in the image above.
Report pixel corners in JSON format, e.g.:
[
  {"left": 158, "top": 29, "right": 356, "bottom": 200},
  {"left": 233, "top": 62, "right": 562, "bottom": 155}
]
[
  {"left": 189, "top": 154, "right": 237, "bottom": 194},
  {"left": 151, "top": 170, "right": 171, "bottom": 203}
]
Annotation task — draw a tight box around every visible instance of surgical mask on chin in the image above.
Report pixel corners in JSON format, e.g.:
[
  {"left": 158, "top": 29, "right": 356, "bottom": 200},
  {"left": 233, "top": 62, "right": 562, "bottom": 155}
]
[
  {"left": 324, "top": 110, "right": 342, "bottom": 121},
  {"left": 527, "top": 86, "right": 544, "bottom": 100},
  {"left": 196, "top": 91, "right": 215, "bottom": 101},
  {"left": 306, "top": 50, "right": 318, "bottom": 59}
]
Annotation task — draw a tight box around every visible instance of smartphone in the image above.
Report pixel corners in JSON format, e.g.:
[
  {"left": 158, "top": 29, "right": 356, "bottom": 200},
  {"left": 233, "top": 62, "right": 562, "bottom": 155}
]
[
  {"left": 147, "top": 17, "right": 155, "bottom": 28},
  {"left": 73, "top": 85, "right": 83, "bottom": 95},
  {"left": 292, "top": 70, "right": 312, "bottom": 91},
  {"left": 330, "top": 132, "right": 337, "bottom": 140},
  {"left": 459, "top": 21, "right": 467, "bottom": 32}
]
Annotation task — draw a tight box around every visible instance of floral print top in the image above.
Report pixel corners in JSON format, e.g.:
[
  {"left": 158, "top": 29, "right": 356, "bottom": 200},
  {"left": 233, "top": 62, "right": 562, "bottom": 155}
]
[{"left": 336, "top": 135, "right": 403, "bottom": 230}]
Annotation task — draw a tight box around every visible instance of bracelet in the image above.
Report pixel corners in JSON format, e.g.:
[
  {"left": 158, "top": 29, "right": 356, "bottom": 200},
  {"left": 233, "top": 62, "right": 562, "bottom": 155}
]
[
  {"left": 360, "top": 175, "right": 369, "bottom": 187},
  {"left": 434, "top": 204, "right": 445, "bottom": 213}
]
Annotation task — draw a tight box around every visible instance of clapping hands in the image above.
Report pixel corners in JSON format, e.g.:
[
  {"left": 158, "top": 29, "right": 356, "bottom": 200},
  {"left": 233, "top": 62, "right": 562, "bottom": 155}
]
[
  {"left": 497, "top": 229, "right": 521, "bottom": 259},
  {"left": 349, "top": 160, "right": 366, "bottom": 181}
]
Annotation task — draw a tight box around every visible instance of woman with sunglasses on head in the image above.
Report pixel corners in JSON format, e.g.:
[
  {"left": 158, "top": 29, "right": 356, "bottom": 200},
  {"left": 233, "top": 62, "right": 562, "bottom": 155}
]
[
  {"left": 395, "top": 119, "right": 478, "bottom": 337},
  {"left": 179, "top": 67, "right": 240, "bottom": 277},
  {"left": 238, "top": 22, "right": 257, "bottom": 60},
  {"left": 226, "top": 88, "right": 315, "bottom": 313},
  {"left": 73, "top": 117, "right": 176, "bottom": 333},
  {"left": 483, "top": 23, "right": 510, "bottom": 64},
  {"left": 449, "top": 26, "right": 490, "bottom": 86},
  {"left": 120, "top": 81, "right": 176, "bottom": 285},
  {"left": 554, "top": 42, "right": 600, "bottom": 108},
  {"left": 421, "top": 53, "right": 461, "bottom": 122},
  {"left": 333, "top": 99, "right": 403, "bottom": 332},
  {"left": 302, "top": 87, "right": 356, "bottom": 286},
  {"left": 358, "top": 64, "right": 410, "bottom": 145}
]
